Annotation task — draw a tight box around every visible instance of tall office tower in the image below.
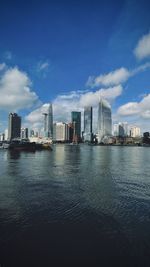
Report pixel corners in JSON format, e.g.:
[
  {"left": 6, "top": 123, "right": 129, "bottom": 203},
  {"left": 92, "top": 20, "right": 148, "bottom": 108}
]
[
  {"left": 8, "top": 113, "right": 21, "bottom": 140},
  {"left": 53, "top": 122, "right": 69, "bottom": 142},
  {"left": 122, "top": 122, "right": 128, "bottom": 136},
  {"left": 21, "top": 128, "right": 28, "bottom": 139},
  {"left": 71, "top": 111, "right": 81, "bottom": 143},
  {"left": 84, "top": 106, "right": 93, "bottom": 142},
  {"left": 43, "top": 103, "right": 53, "bottom": 138},
  {"left": 47, "top": 103, "right": 53, "bottom": 138},
  {"left": 97, "top": 99, "right": 112, "bottom": 143}
]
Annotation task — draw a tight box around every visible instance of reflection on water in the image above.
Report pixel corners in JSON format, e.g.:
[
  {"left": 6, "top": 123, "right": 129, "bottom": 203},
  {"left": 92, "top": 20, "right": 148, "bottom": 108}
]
[{"left": 0, "top": 145, "right": 150, "bottom": 266}]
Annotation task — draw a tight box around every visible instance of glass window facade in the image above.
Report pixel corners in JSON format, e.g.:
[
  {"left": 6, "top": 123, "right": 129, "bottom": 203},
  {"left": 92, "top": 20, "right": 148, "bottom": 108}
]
[{"left": 98, "top": 99, "right": 112, "bottom": 142}]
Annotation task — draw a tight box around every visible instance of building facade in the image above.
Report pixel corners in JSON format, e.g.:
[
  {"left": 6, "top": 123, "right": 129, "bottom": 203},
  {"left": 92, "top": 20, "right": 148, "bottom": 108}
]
[
  {"left": 130, "top": 126, "right": 141, "bottom": 137},
  {"left": 97, "top": 99, "right": 112, "bottom": 143},
  {"left": 53, "top": 122, "right": 69, "bottom": 142},
  {"left": 43, "top": 103, "right": 53, "bottom": 139},
  {"left": 113, "top": 122, "right": 128, "bottom": 137},
  {"left": 21, "top": 128, "right": 28, "bottom": 139},
  {"left": 71, "top": 111, "right": 81, "bottom": 142},
  {"left": 84, "top": 106, "right": 93, "bottom": 142},
  {"left": 8, "top": 113, "right": 21, "bottom": 140}
]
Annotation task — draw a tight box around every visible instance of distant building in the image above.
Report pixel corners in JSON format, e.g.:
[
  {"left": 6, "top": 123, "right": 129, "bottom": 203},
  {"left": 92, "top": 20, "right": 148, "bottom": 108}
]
[
  {"left": 43, "top": 103, "right": 53, "bottom": 139},
  {"left": 68, "top": 123, "right": 74, "bottom": 142},
  {"left": 21, "top": 128, "right": 28, "bottom": 139},
  {"left": 0, "top": 133, "right": 4, "bottom": 141},
  {"left": 8, "top": 113, "right": 21, "bottom": 140},
  {"left": 53, "top": 122, "right": 69, "bottom": 142},
  {"left": 113, "top": 122, "right": 128, "bottom": 137},
  {"left": 130, "top": 126, "right": 141, "bottom": 137},
  {"left": 97, "top": 99, "right": 112, "bottom": 143},
  {"left": 4, "top": 129, "right": 8, "bottom": 141},
  {"left": 143, "top": 132, "right": 150, "bottom": 144},
  {"left": 84, "top": 106, "right": 93, "bottom": 142},
  {"left": 30, "top": 129, "right": 34, "bottom": 137},
  {"left": 71, "top": 111, "right": 81, "bottom": 142}
]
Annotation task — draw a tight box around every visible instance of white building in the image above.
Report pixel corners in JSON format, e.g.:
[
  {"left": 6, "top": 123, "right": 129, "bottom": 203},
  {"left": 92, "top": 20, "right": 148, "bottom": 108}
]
[
  {"left": 4, "top": 129, "right": 8, "bottom": 141},
  {"left": 130, "top": 126, "right": 141, "bottom": 137},
  {"left": 53, "top": 122, "right": 69, "bottom": 142}
]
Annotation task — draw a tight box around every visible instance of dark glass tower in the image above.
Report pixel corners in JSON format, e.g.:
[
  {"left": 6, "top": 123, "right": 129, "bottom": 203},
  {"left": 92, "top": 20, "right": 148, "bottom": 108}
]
[
  {"left": 47, "top": 103, "right": 53, "bottom": 138},
  {"left": 84, "top": 106, "right": 93, "bottom": 142},
  {"left": 71, "top": 111, "right": 81, "bottom": 142},
  {"left": 8, "top": 113, "right": 21, "bottom": 140}
]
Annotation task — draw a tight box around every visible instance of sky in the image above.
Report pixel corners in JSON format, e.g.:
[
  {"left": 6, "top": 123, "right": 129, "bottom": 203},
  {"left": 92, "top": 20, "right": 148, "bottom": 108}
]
[{"left": 0, "top": 0, "right": 150, "bottom": 133}]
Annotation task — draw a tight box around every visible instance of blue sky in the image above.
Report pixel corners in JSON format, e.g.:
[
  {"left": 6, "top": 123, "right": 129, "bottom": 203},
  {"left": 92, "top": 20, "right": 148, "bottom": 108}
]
[{"left": 0, "top": 0, "right": 150, "bottom": 132}]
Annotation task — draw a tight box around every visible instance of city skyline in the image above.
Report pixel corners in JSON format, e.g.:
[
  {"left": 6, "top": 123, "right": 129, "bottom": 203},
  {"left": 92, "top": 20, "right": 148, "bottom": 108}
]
[{"left": 0, "top": 0, "right": 150, "bottom": 132}]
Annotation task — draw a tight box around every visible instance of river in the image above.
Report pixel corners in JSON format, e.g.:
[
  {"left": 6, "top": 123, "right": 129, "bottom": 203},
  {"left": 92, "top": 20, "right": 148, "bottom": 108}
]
[{"left": 0, "top": 145, "right": 150, "bottom": 266}]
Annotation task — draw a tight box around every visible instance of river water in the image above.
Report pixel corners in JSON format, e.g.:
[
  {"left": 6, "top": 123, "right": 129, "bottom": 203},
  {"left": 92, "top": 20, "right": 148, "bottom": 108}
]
[{"left": 0, "top": 145, "right": 150, "bottom": 266}]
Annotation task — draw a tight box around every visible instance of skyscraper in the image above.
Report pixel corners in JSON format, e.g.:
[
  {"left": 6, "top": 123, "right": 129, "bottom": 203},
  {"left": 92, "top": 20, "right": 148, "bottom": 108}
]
[
  {"left": 97, "top": 99, "right": 112, "bottom": 143},
  {"left": 43, "top": 103, "right": 53, "bottom": 139},
  {"left": 84, "top": 106, "right": 93, "bottom": 142},
  {"left": 71, "top": 111, "right": 81, "bottom": 143},
  {"left": 8, "top": 113, "right": 21, "bottom": 140},
  {"left": 53, "top": 122, "right": 69, "bottom": 142},
  {"left": 21, "top": 128, "right": 28, "bottom": 139}
]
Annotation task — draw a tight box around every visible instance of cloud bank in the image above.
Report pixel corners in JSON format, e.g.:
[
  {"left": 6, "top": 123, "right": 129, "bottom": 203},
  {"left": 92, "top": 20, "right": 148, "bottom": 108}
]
[
  {"left": 86, "top": 63, "right": 150, "bottom": 88},
  {"left": 134, "top": 32, "right": 150, "bottom": 60},
  {"left": 0, "top": 66, "right": 39, "bottom": 112},
  {"left": 117, "top": 94, "right": 150, "bottom": 119}
]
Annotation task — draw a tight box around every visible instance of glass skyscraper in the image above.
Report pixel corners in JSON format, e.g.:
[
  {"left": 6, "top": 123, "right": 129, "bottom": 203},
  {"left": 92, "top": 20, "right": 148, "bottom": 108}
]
[
  {"left": 71, "top": 111, "right": 81, "bottom": 142},
  {"left": 8, "top": 113, "right": 21, "bottom": 141},
  {"left": 47, "top": 103, "right": 53, "bottom": 138},
  {"left": 97, "top": 99, "right": 112, "bottom": 142},
  {"left": 84, "top": 106, "right": 93, "bottom": 142},
  {"left": 43, "top": 103, "right": 53, "bottom": 139}
]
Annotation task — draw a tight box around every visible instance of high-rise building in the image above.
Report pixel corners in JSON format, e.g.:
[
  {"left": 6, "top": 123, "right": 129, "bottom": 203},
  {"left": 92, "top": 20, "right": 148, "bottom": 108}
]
[
  {"left": 43, "top": 103, "right": 53, "bottom": 139},
  {"left": 8, "top": 113, "right": 21, "bottom": 140},
  {"left": 84, "top": 106, "right": 93, "bottom": 142},
  {"left": 21, "top": 128, "right": 28, "bottom": 139},
  {"left": 97, "top": 99, "right": 112, "bottom": 142},
  {"left": 71, "top": 111, "right": 81, "bottom": 142},
  {"left": 130, "top": 126, "right": 141, "bottom": 137},
  {"left": 53, "top": 122, "right": 69, "bottom": 142}
]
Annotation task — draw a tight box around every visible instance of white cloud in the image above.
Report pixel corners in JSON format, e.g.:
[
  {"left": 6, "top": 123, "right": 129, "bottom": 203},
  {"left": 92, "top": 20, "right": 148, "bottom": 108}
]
[
  {"left": 37, "top": 61, "right": 49, "bottom": 72},
  {"left": 0, "top": 66, "right": 39, "bottom": 112},
  {"left": 80, "top": 85, "right": 123, "bottom": 107},
  {"left": 87, "top": 63, "right": 150, "bottom": 87},
  {"left": 117, "top": 102, "right": 140, "bottom": 116},
  {"left": 25, "top": 85, "right": 123, "bottom": 130},
  {"left": 117, "top": 94, "right": 150, "bottom": 119},
  {"left": 134, "top": 32, "right": 150, "bottom": 60},
  {"left": 87, "top": 68, "right": 130, "bottom": 87}
]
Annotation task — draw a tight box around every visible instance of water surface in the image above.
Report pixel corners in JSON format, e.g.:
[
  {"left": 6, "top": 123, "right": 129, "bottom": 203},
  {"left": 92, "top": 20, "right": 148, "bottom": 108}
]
[{"left": 0, "top": 145, "right": 150, "bottom": 266}]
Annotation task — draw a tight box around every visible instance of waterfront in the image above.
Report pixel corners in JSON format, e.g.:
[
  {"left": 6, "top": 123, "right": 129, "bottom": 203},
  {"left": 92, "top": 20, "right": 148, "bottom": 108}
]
[{"left": 0, "top": 145, "right": 150, "bottom": 266}]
